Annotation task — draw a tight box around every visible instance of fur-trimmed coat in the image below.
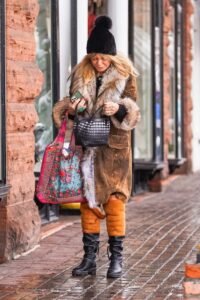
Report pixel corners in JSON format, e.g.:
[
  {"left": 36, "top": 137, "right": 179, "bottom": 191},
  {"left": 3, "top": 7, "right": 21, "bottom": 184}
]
[{"left": 53, "top": 65, "right": 140, "bottom": 207}]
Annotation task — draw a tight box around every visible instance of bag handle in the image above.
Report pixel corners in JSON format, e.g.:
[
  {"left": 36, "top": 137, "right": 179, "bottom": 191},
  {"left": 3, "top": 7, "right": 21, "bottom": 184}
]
[
  {"left": 75, "top": 103, "right": 105, "bottom": 120},
  {"left": 88, "top": 105, "right": 110, "bottom": 121},
  {"left": 52, "top": 118, "right": 67, "bottom": 148},
  {"left": 91, "top": 105, "right": 104, "bottom": 118}
]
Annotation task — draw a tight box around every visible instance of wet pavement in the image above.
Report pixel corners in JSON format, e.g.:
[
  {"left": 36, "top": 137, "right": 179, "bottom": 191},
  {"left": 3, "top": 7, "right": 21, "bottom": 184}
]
[{"left": 0, "top": 173, "right": 200, "bottom": 299}]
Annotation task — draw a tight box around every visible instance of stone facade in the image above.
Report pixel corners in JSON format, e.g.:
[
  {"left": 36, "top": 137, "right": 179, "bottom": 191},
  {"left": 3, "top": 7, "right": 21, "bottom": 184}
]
[{"left": 0, "top": 0, "right": 43, "bottom": 262}]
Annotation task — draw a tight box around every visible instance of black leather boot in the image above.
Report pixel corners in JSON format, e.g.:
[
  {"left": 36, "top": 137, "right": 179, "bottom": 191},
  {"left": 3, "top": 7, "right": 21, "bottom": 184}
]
[
  {"left": 72, "top": 233, "right": 99, "bottom": 276},
  {"left": 107, "top": 236, "right": 124, "bottom": 278}
]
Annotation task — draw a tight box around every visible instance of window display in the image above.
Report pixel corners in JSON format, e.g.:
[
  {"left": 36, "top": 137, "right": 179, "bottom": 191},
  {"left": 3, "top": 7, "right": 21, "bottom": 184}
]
[
  {"left": 168, "top": 0, "right": 183, "bottom": 159},
  {"left": 133, "top": 0, "right": 153, "bottom": 159},
  {"left": 88, "top": 0, "right": 107, "bottom": 35},
  {"left": 34, "top": 0, "right": 53, "bottom": 172}
]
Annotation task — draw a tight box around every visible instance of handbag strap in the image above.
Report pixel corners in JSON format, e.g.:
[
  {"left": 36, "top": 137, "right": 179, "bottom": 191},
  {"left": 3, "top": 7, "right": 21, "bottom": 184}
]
[
  {"left": 75, "top": 104, "right": 105, "bottom": 120},
  {"left": 69, "top": 133, "right": 77, "bottom": 151},
  {"left": 53, "top": 118, "right": 67, "bottom": 148},
  {"left": 88, "top": 105, "right": 110, "bottom": 121},
  {"left": 91, "top": 105, "right": 104, "bottom": 118},
  {"left": 64, "top": 113, "right": 77, "bottom": 150}
]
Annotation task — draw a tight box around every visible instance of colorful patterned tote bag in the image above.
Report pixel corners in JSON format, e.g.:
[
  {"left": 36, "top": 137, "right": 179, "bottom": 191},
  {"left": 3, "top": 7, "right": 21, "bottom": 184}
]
[{"left": 36, "top": 117, "right": 86, "bottom": 204}]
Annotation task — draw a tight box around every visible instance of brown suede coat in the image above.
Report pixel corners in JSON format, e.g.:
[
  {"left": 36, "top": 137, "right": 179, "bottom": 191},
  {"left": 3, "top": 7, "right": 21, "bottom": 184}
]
[{"left": 53, "top": 64, "right": 140, "bottom": 207}]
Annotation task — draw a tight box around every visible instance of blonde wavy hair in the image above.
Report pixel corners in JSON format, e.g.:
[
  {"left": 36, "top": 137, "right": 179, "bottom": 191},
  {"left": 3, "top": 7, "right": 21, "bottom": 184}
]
[{"left": 71, "top": 53, "right": 139, "bottom": 84}]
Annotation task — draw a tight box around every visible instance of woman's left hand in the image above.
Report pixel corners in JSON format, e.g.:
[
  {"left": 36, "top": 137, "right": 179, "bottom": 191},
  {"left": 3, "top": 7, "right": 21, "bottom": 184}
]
[{"left": 103, "top": 102, "right": 119, "bottom": 116}]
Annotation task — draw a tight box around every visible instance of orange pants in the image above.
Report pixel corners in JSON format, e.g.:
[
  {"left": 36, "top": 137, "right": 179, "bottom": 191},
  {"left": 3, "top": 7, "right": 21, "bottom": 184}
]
[{"left": 80, "top": 195, "right": 126, "bottom": 236}]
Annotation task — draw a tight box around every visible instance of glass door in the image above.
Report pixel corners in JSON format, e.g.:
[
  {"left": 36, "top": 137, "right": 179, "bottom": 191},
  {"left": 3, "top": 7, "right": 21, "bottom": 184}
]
[
  {"left": 34, "top": 0, "right": 59, "bottom": 173},
  {"left": 132, "top": 0, "right": 163, "bottom": 161},
  {"left": 168, "top": 1, "right": 176, "bottom": 158},
  {"left": 176, "top": 1, "right": 184, "bottom": 159},
  {"left": 153, "top": 0, "right": 164, "bottom": 162},
  {"left": 168, "top": 0, "right": 184, "bottom": 163},
  {"left": 132, "top": 0, "right": 153, "bottom": 160},
  {"left": 34, "top": 0, "right": 60, "bottom": 223},
  {"left": 130, "top": 0, "right": 164, "bottom": 193}
]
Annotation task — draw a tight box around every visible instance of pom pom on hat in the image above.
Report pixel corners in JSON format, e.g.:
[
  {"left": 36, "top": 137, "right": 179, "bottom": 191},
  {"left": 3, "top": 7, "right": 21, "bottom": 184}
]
[
  {"left": 95, "top": 16, "right": 112, "bottom": 30},
  {"left": 87, "top": 15, "right": 116, "bottom": 55}
]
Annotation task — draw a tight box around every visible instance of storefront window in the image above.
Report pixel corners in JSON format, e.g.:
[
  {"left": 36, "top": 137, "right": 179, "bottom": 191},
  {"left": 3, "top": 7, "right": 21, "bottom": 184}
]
[
  {"left": 34, "top": 0, "right": 59, "bottom": 173},
  {"left": 34, "top": 0, "right": 60, "bottom": 223},
  {"left": 59, "top": 0, "right": 72, "bottom": 97},
  {"left": 133, "top": 0, "right": 152, "bottom": 159},
  {"left": 168, "top": 2, "right": 176, "bottom": 158},
  {"left": 88, "top": 0, "right": 107, "bottom": 35},
  {"left": 168, "top": 0, "right": 183, "bottom": 159},
  {"left": 176, "top": 2, "right": 183, "bottom": 159},
  {"left": 153, "top": 0, "right": 163, "bottom": 161}
]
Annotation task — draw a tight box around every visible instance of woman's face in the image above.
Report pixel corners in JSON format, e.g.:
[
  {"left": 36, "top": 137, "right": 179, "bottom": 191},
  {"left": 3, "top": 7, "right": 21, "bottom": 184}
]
[{"left": 91, "top": 54, "right": 111, "bottom": 74}]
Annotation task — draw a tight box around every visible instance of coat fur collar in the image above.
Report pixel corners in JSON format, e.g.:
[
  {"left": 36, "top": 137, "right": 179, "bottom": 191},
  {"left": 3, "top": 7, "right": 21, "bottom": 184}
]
[{"left": 70, "top": 65, "right": 129, "bottom": 113}]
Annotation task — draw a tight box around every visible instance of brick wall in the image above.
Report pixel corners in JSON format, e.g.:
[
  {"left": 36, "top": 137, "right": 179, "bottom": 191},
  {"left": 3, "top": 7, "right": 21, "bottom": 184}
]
[
  {"left": 182, "top": 1, "right": 194, "bottom": 173},
  {"left": 0, "top": 0, "right": 43, "bottom": 262}
]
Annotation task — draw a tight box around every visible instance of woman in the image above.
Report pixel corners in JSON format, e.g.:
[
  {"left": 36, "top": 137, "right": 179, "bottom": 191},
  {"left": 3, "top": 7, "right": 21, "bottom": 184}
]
[{"left": 53, "top": 16, "right": 140, "bottom": 278}]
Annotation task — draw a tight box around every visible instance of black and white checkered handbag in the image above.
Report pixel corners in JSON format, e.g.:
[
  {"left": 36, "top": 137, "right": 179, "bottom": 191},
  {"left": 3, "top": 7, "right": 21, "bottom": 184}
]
[{"left": 73, "top": 106, "right": 110, "bottom": 147}]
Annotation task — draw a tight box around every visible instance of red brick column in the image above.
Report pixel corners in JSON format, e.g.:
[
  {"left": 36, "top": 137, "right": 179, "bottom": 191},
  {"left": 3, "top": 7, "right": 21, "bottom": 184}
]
[
  {"left": 182, "top": 1, "right": 194, "bottom": 173},
  {"left": 0, "top": 0, "right": 43, "bottom": 262}
]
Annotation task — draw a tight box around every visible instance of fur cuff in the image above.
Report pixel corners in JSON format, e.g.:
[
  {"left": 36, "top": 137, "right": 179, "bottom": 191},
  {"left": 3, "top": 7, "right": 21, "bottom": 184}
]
[
  {"left": 52, "top": 97, "right": 70, "bottom": 128},
  {"left": 111, "top": 97, "right": 141, "bottom": 131}
]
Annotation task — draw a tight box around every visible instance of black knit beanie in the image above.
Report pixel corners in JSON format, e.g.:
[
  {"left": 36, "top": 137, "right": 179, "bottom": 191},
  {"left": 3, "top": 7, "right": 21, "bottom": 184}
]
[{"left": 87, "top": 16, "right": 116, "bottom": 55}]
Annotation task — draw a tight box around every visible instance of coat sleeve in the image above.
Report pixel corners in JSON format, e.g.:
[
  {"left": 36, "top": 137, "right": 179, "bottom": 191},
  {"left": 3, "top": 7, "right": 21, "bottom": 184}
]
[
  {"left": 52, "top": 96, "right": 70, "bottom": 128},
  {"left": 111, "top": 75, "right": 141, "bottom": 131}
]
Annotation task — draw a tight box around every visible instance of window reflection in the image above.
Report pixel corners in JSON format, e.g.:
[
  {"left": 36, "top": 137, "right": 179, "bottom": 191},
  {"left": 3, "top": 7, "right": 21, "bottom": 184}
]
[
  {"left": 154, "top": 0, "right": 163, "bottom": 161},
  {"left": 168, "top": 3, "right": 176, "bottom": 158},
  {"left": 168, "top": 1, "right": 183, "bottom": 159},
  {"left": 88, "top": 0, "right": 107, "bottom": 35},
  {"left": 177, "top": 3, "right": 183, "bottom": 159},
  {"left": 34, "top": 0, "right": 53, "bottom": 172},
  {"left": 133, "top": 0, "right": 152, "bottom": 159}
]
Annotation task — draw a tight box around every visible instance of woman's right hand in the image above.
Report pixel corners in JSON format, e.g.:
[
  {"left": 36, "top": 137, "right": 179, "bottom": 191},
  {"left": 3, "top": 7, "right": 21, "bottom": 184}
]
[{"left": 68, "top": 98, "right": 87, "bottom": 115}]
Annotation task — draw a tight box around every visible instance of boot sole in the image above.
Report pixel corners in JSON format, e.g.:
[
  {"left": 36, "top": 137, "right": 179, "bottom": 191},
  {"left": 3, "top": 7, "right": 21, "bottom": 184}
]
[
  {"left": 72, "top": 269, "right": 96, "bottom": 277},
  {"left": 107, "top": 272, "right": 122, "bottom": 278}
]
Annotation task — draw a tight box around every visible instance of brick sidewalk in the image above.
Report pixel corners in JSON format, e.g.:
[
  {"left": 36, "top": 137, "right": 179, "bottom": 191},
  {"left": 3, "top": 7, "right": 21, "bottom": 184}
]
[{"left": 0, "top": 173, "right": 200, "bottom": 299}]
